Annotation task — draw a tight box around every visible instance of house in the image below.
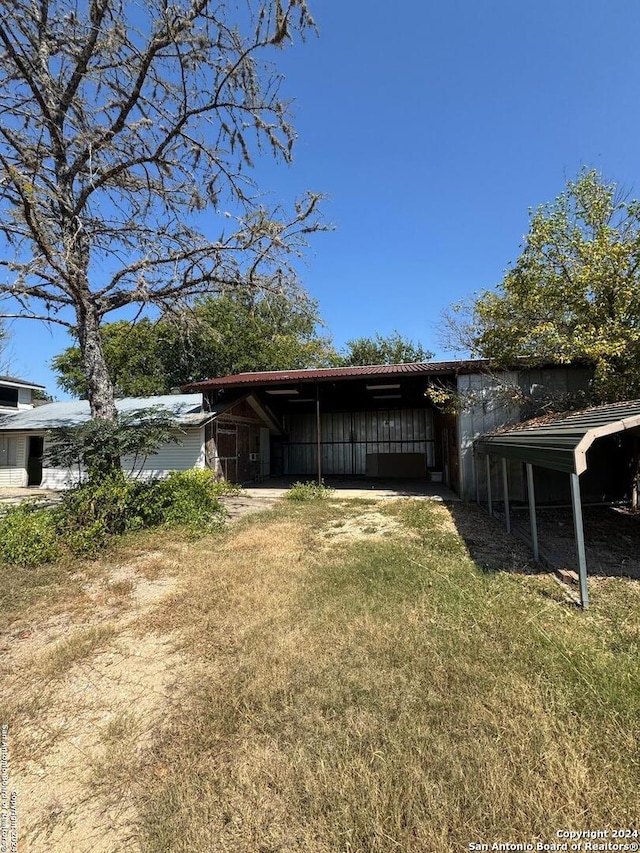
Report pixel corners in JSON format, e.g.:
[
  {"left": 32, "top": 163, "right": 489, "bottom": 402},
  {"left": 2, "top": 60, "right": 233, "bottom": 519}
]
[
  {"left": 183, "top": 359, "right": 595, "bottom": 499},
  {"left": 0, "top": 390, "right": 278, "bottom": 489},
  {"left": 0, "top": 374, "right": 47, "bottom": 487}
]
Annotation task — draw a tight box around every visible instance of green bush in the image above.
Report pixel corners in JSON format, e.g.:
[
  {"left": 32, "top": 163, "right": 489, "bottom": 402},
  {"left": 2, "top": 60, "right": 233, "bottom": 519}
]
[
  {"left": 54, "top": 469, "right": 229, "bottom": 555},
  {"left": 54, "top": 474, "right": 149, "bottom": 555},
  {"left": 286, "top": 481, "right": 334, "bottom": 502},
  {"left": 0, "top": 502, "right": 61, "bottom": 566},
  {"left": 146, "top": 469, "right": 227, "bottom": 531}
]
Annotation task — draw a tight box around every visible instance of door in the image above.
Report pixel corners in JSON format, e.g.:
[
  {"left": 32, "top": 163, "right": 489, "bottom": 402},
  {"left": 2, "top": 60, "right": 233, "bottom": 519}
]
[
  {"left": 28, "top": 436, "right": 44, "bottom": 486},
  {"left": 260, "top": 428, "right": 270, "bottom": 478},
  {"left": 216, "top": 425, "right": 238, "bottom": 482}
]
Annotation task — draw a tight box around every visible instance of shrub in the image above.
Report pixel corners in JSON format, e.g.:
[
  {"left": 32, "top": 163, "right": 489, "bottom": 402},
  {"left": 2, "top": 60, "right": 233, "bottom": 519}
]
[
  {"left": 53, "top": 473, "right": 165, "bottom": 554},
  {"left": 0, "top": 502, "right": 61, "bottom": 566},
  {"left": 286, "top": 481, "right": 334, "bottom": 502},
  {"left": 146, "top": 469, "right": 227, "bottom": 532}
]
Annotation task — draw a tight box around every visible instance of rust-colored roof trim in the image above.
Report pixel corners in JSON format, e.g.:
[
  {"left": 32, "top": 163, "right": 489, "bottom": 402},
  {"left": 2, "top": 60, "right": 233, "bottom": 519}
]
[{"left": 182, "top": 359, "right": 491, "bottom": 391}]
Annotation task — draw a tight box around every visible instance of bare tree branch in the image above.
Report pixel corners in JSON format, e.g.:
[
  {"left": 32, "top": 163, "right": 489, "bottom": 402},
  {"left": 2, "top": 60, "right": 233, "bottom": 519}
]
[{"left": 0, "top": 0, "right": 325, "bottom": 423}]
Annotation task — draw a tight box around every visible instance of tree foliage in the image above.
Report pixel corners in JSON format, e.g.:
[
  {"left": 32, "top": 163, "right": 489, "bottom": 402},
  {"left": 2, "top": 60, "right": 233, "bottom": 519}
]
[
  {"left": 0, "top": 0, "right": 323, "bottom": 422},
  {"left": 450, "top": 170, "right": 640, "bottom": 402},
  {"left": 45, "top": 407, "right": 179, "bottom": 481},
  {"left": 52, "top": 292, "right": 333, "bottom": 397},
  {"left": 333, "top": 331, "right": 433, "bottom": 367}
]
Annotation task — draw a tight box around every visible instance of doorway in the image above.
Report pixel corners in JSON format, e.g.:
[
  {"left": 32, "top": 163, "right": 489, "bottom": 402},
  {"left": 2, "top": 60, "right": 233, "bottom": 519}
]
[{"left": 27, "top": 436, "right": 44, "bottom": 486}]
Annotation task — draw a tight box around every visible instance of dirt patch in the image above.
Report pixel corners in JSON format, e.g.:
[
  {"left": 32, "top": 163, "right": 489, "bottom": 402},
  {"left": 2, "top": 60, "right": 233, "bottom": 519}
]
[
  {"left": 530, "top": 505, "right": 640, "bottom": 579},
  {"left": 4, "top": 554, "right": 186, "bottom": 852},
  {"left": 219, "top": 492, "right": 279, "bottom": 524},
  {"left": 320, "top": 509, "right": 410, "bottom": 544}
]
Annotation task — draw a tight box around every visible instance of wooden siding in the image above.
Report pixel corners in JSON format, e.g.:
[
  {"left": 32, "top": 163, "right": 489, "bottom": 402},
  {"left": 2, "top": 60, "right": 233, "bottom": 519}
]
[
  {"left": 122, "top": 427, "right": 205, "bottom": 478},
  {"left": 284, "top": 409, "right": 435, "bottom": 476},
  {"left": 0, "top": 435, "right": 27, "bottom": 487}
]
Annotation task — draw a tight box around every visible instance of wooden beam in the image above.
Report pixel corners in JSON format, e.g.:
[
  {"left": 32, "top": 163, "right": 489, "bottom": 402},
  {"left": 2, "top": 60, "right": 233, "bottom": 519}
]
[
  {"left": 316, "top": 384, "right": 322, "bottom": 485},
  {"left": 486, "top": 454, "right": 492, "bottom": 516}
]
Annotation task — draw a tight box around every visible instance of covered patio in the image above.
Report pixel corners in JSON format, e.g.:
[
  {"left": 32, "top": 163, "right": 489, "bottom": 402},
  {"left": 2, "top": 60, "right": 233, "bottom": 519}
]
[
  {"left": 242, "top": 475, "right": 459, "bottom": 501},
  {"left": 184, "top": 362, "right": 480, "bottom": 494}
]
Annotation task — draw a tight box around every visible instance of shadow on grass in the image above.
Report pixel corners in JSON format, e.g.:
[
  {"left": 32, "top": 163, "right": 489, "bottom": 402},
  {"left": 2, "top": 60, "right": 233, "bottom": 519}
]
[
  {"left": 445, "top": 501, "right": 541, "bottom": 576},
  {"left": 447, "top": 500, "right": 640, "bottom": 582}
]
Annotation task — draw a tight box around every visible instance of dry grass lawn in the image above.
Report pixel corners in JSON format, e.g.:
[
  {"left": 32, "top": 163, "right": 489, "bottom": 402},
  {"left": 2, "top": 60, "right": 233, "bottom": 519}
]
[{"left": 2, "top": 498, "right": 639, "bottom": 852}]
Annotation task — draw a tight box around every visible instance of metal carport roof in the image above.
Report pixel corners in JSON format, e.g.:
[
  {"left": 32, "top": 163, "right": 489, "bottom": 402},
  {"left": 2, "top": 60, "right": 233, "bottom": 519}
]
[
  {"left": 474, "top": 399, "right": 640, "bottom": 609},
  {"left": 475, "top": 399, "right": 640, "bottom": 474}
]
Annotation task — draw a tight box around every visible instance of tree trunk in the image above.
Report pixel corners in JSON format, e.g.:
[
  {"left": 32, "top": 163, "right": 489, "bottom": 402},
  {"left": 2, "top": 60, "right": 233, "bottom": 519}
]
[
  {"left": 76, "top": 299, "right": 117, "bottom": 421},
  {"left": 75, "top": 299, "right": 122, "bottom": 479},
  {"left": 632, "top": 438, "right": 640, "bottom": 511}
]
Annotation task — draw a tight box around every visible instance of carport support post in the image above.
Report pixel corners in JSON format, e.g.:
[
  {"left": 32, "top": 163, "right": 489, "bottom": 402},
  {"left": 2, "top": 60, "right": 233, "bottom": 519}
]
[
  {"left": 526, "top": 463, "right": 539, "bottom": 562},
  {"left": 569, "top": 472, "right": 589, "bottom": 609},
  {"left": 315, "top": 384, "right": 322, "bottom": 486},
  {"left": 501, "top": 458, "right": 511, "bottom": 534},
  {"left": 473, "top": 449, "right": 480, "bottom": 506},
  {"left": 486, "top": 454, "right": 493, "bottom": 516}
]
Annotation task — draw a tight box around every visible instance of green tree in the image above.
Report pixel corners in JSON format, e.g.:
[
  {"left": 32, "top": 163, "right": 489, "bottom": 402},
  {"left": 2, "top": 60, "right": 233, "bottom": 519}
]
[
  {"left": 451, "top": 169, "right": 640, "bottom": 402},
  {"left": 333, "top": 331, "right": 433, "bottom": 367},
  {"left": 0, "top": 0, "right": 323, "bottom": 434},
  {"left": 53, "top": 293, "right": 334, "bottom": 397}
]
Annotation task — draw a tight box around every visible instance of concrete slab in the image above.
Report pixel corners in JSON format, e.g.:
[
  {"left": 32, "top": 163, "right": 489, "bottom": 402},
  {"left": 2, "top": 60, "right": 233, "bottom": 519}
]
[
  {"left": 242, "top": 476, "right": 459, "bottom": 502},
  {"left": 0, "top": 487, "right": 55, "bottom": 503}
]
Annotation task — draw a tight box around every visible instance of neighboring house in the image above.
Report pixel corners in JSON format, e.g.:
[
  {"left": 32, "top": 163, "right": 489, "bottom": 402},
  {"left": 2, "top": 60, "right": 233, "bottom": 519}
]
[
  {"left": 0, "top": 391, "right": 279, "bottom": 490},
  {"left": 183, "top": 359, "right": 595, "bottom": 500},
  {"left": 0, "top": 375, "right": 47, "bottom": 487}
]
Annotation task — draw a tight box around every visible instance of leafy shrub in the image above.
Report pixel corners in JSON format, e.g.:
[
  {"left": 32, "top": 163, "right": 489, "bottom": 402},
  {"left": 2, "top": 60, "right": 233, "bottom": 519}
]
[
  {"left": 286, "top": 481, "right": 334, "bottom": 502},
  {"left": 54, "top": 473, "right": 149, "bottom": 555},
  {"left": 145, "top": 469, "right": 227, "bottom": 531},
  {"left": 0, "top": 502, "right": 61, "bottom": 566},
  {"left": 54, "top": 469, "right": 229, "bottom": 554}
]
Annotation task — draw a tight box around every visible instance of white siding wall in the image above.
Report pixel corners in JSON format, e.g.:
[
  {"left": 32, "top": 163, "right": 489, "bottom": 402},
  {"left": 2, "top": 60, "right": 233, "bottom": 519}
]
[
  {"left": 40, "top": 427, "right": 205, "bottom": 490},
  {"left": 0, "top": 435, "right": 28, "bottom": 487},
  {"left": 457, "top": 371, "right": 521, "bottom": 501},
  {"left": 122, "top": 427, "right": 205, "bottom": 479}
]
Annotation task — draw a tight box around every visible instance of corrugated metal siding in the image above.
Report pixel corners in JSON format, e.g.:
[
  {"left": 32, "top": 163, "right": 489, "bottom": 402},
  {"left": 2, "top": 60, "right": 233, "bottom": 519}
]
[
  {"left": 0, "top": 434, "right": 27, "bottom": 486},
  {"left": 457, "top": 371, "right": 521, "bottom": 501},
  {"left": 185, "top": 359, "right": 491, "bottom": 390},
  {"left": 284, "top": 409, "right": 434, "bottom": 476}
]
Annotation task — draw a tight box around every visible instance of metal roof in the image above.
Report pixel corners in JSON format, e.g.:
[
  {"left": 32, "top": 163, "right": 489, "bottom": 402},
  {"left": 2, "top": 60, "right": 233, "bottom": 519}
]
[
  {"left": 182, "top": 359, "right": 491, "bottom": 390},
  {"left": 476, "top": 399, "right": 640, "bottom": 474},
  {"left": 0, "top": 374, "right": 46, "bottom": 390},
  {"left": 0, "top": 394, "right": 213, "bottom": 432}
]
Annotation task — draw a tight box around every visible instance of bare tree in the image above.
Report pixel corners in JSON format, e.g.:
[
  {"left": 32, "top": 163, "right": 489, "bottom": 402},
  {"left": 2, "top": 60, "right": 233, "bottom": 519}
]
[{"left": 0, "top": 0, "right": 323, "bottom": 421}]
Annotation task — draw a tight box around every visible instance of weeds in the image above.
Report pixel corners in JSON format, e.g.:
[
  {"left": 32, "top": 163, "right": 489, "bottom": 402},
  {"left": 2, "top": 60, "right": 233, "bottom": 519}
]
[{"left": 286, "top": 480, "right": 335, "bottom": 501}]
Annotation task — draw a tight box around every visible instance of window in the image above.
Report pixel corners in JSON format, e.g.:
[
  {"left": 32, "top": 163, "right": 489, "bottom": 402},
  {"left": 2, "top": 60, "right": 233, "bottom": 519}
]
[
  {"left": 0, "top": 437, "right": 17, "bottom": 467},
  {"left": 0, "top": 386, "right": 19, "bottom": 408}
]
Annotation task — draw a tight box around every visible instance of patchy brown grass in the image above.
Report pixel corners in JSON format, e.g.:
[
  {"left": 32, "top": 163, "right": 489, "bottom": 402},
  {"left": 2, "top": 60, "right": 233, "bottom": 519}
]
[
  {"left": 3, "top": 498, "right": 639, "bottom": 852},
  {"left": 129, "top": 500, "right": 640, "bottom": 853}
]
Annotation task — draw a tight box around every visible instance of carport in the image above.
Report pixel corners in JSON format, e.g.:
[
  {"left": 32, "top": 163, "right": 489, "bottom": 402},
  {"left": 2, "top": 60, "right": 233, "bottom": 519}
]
[{"left": 474, "top": 400, "right": 640, "bottom": 608}]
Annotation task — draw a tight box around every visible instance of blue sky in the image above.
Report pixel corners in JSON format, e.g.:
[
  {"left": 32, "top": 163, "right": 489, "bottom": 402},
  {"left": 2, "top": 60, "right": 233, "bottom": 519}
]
[{"left": 6, "top": 0, "right": 640, "bottom": 395}]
